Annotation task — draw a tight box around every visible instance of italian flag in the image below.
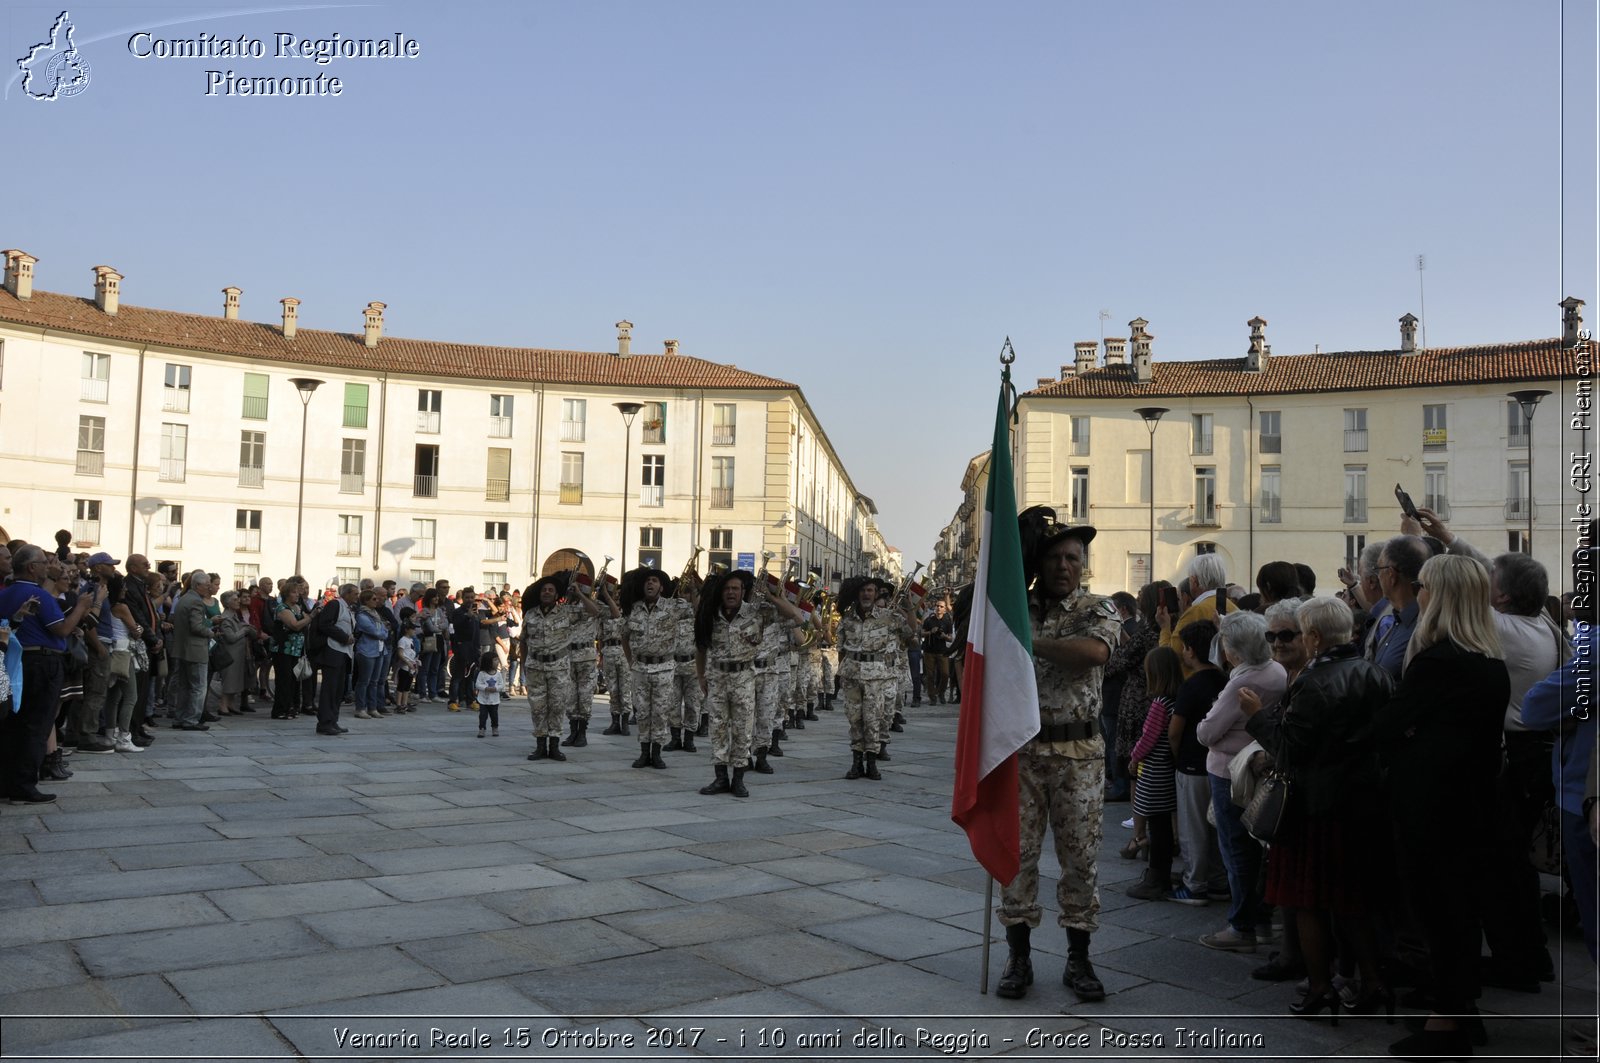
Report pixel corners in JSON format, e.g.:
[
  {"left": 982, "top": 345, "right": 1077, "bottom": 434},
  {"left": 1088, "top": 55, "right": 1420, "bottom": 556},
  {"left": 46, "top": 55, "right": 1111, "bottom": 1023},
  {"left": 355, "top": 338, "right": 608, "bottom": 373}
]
[{"left": 951, "top": 365, "right": 1040, "bottom": 886}]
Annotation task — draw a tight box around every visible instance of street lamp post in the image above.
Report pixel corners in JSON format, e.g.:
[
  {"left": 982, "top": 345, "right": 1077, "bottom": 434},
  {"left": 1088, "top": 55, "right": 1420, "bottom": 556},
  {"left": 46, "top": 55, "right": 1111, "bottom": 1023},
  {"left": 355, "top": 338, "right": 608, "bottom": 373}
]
[
  {"left": 1134, "top": 407, "right": 1169, "bottom": 585},
  {"left": 614, "top": 402, "right": 643, "bottom": 570},
  {"left": 289, "top": 377, "right": 324, "bottom": 576},
  {"left": 1509, "top": 390, "right": 1551, "bottom": 553}
]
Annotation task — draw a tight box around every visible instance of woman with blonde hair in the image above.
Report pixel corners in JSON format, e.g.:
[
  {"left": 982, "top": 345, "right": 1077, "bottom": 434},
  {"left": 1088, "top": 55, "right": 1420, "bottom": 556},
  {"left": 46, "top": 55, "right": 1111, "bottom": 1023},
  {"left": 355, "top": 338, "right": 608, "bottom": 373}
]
[{"left": 1376, "top": 554, "right": 1509, "bottom": 1060}]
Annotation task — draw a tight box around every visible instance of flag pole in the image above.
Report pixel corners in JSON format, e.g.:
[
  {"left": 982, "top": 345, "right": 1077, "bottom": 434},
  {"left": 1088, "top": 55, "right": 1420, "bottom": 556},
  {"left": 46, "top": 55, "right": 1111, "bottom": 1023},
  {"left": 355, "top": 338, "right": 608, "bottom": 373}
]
[{"left": 980, "top": 877, "right": 994, "bottom": 993}]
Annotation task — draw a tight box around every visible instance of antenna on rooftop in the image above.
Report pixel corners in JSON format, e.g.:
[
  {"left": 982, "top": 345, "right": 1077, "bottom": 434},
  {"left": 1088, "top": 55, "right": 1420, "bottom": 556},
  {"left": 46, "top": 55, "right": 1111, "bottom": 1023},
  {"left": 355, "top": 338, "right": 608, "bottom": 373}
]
[
  {"left": 1416, "top": 254, "right": 1427, "bottom": 351},
  {"left": 1098, "top": 308, "right": 1110, "bottom": 345}
]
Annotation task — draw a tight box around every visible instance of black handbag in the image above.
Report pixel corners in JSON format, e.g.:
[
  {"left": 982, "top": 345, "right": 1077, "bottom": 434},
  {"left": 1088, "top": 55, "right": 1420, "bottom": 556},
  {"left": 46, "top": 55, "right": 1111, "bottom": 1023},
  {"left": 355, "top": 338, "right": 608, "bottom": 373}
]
[
  {"left": 208, "top": 641, "right": 236, "bottom": 674},
  {"left": 1242, "top": 769, "right": 1294, "bottom": 843}
]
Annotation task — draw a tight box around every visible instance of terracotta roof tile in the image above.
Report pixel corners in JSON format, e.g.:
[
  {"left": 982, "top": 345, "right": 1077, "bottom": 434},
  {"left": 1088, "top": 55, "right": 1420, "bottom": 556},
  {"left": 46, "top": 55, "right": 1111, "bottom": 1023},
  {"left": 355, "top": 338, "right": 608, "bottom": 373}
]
[
  {"left": 0, "top": 287, "right": 795, "bottom": 391},
  {"left": 1022, "top": 338, "right": 1580, "bottom": 399}
]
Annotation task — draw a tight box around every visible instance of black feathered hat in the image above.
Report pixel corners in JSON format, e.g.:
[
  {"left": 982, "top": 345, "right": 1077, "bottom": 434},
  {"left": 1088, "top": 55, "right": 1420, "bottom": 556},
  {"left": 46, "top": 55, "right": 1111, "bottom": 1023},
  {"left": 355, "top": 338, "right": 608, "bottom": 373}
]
[
  {"left": 525, "top": 571, "right": 571, "bottom": 606},
  {"left": 693, "top": 568, "right": 754, "bottom": 649},
  {"left": 619, "top": 566, "right": 675, "bottom": 615},
  {"left": 1018, "top": 505, "right": 1096, "bottom": 587}
]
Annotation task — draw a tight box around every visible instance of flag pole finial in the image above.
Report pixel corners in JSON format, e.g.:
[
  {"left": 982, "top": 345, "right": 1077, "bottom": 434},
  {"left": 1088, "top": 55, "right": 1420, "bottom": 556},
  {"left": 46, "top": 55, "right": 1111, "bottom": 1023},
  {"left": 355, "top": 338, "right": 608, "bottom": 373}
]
[{"left": 999, "top": 337, "right": 1016, "bottom": 365}]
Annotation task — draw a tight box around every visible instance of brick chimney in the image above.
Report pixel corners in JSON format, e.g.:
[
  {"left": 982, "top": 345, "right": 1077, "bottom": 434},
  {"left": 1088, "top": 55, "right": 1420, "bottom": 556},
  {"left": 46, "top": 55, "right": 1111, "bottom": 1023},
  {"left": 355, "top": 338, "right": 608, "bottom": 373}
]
[
  {"left": 280, "top": 297, "right": 300, "bottom": 339},
  {"left": 222, "top": 286, "right": 242, "bottom": 320},
  {"left": 1562, "top": 297, "right": 1586, "bottom": 345},
  {"left": 1246, "top": 316, "right": 1270, "bottom": 371},
  {"left": 362, "top": 301, "right": 385, "bottom": 348},
  {"left": 1104, "top": 337, "right": 1128, "bottom": 365},
  {"left": 1036, "top": 376, "right": 1054, "bottom": 388},
  {"left": 1399, "top": 313, "right": 1419, "bottom": 353},
  {"left": 1074, "top": 340, "right": 1097, "bottom": 375},
  {"left": 3, "top": 250, "right": 36, "bottom": 300},
  {"left": 1059, "top": 363, "right": 1075, "bottom": 381},
  {"left": 664, "top": 339, "right": 680, "bottom": 355},
  {"left": 92, "top": 266, "right": 122, "bottom": 315},
  {"left": 616, "top": 320, "right": 633, "bottom": 357},
  {"left": 1130, "top": 318, "right": 1153, "bottom": 384}
]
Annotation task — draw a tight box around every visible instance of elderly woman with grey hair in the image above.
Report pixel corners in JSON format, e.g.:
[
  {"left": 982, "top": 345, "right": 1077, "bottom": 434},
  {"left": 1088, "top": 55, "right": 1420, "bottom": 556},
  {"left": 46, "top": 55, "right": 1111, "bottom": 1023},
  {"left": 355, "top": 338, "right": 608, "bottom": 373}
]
[
  {"left": 1239, "top": 596, "right": 1394, "bottom": 1022},
  {"left": 213, "top": 590, "right": 254, "bottom": 717},
  {"left": 1195, "top": 610, "right": 1287, "bottom": 952}
]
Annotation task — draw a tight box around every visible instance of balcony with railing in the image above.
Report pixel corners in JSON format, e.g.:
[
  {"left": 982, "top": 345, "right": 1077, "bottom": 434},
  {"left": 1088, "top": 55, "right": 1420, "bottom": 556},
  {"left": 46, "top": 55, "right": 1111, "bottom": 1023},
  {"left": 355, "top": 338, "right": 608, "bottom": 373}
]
[
  {"left": 154, "top": 527, "right": 183, "bottom": 550},
  {"left": 485, "top": 478, "right": 510, "bottom": 502},
  {"left": 80, "top": 377, "right": 109, "bottom": 403},
  {"left": 238, "top": 465, "right": 264, "bottom": 488},
  {"left": 559, "top": 482, "right": 583, "bottom": 504},
  {"left": 713, "top": 426, "right": 736, "bottom": 446},
  {"left": 1259, "top": 433, "right": 1282, "bottom": 453},
  {"left": 75, "top": 450, "right": 104, "bottom": 476},
  {"left": 710, "top": 487, "right": 733, "bottom": 509},
  {"left": 1189, "top": 505, "right": 1219, "bottom": 527},
  {"left": 1344, "top": 429, "right": 1369, "bottom": 452},
  {"left": 242, "top": 395, "right": 268, "bottom": 420},
  {"left": 163, "top": 390, "right": 191, "bottom": 414},
  {"left": 343, "top": 405, "right": 368, "bottom": 429},
  {"left": 1424, "top": 496, "right": 1451, "bottom": 520},
  {"left": 1070, "top": 439, "right": 1090, "bottom": 456},
  {"left": 159, "top": 457, "right": 186, "bottom": 482},
  {"left": 1192, "top": 433, "right": 1214, "bottom": 455},
  {"left": 484, "top": 540, "right": 509, "bottom": 562},
  {"left": 417, "top": 410, "right": 441, "bottom": 434},
  {"left": 560, "top": 420, "right": 585, "bottom": 442},
  {"left": 640, "top": 484, "right": 664, "bottom": 508},
  {"left": 336, "top": 534, "right": 361, "bottom": 556},
  {"left": 1506, "top": 497, "right": 1537, "bottom": 520},
  {"left": 642, "top": 421, "right": 665, "bottom": 445},
  {"left": 73, "top": 520, "right": 100, "bottom": 545},
  {"left": 1423, "top": 428, "right": 1448, "bottom": 449},
  {"left": 1345, "top": 498, "right": 1368, "bottom": 522},
  {"left": 235, "top": 530, "right": 261, "bottom": 552},
  {"left": 489, "top": 415, "right": 512, "bottom": 438},
  {"left": 414, "top": 474, "right": 438, "bottom": 498},
  {"left": 1509, "top": 428, "right": 1530, "bottom": 448},
  {"left": 340, "top": 472, "right": 365, "bottom": 494}
]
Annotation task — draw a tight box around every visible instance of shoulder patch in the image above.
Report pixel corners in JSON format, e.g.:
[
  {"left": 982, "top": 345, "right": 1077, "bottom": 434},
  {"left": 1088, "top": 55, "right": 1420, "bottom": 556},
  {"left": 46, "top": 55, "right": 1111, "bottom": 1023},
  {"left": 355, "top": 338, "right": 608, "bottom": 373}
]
[{"left": 1097, "top": 599, "right": 1119, "bottom": 618}]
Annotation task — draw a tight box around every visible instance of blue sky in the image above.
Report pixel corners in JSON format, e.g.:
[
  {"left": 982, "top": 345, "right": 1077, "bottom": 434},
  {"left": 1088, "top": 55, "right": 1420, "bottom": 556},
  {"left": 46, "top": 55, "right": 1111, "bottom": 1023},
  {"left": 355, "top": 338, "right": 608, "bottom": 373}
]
[{"left": 6, "top": 0, "right": 1594, "bottom": 558}]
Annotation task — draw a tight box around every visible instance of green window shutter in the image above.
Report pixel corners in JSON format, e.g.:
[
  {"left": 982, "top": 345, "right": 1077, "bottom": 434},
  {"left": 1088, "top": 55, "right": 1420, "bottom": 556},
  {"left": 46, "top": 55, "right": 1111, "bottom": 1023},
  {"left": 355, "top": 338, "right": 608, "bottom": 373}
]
[
  {"left": 343, "top": 383, "right": 369, "bottom": 428},
  {"left": 242, "top": 373, "right": 269, "bottom": 419}
]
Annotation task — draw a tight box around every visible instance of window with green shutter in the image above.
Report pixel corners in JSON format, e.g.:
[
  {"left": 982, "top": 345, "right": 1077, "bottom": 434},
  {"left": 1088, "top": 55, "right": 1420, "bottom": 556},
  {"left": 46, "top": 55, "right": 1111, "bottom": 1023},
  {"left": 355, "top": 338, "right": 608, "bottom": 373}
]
[
  {"left": 242, "top": 373, "right": 269, "bottom": 420},
  {"left": 344, "top": 383, "right": 369, "bottom": 428}
]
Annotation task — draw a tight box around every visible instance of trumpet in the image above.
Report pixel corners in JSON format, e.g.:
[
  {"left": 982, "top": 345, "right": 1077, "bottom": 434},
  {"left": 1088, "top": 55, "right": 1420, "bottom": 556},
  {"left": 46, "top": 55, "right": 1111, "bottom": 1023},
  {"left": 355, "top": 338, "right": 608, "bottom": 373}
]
[
  {"left": 679, "top": 545, "right": 705, "bottom": 595},
  {"left": 595, "top": 555, "right": 616, "bottom": 599},
  {"left": 894, "top": 561, "right": 928, "bottom": 607}
]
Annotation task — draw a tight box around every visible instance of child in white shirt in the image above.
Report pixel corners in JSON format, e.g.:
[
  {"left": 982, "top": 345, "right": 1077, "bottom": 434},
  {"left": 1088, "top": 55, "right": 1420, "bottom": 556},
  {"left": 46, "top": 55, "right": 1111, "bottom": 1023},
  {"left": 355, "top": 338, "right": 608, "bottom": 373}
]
[{"left": 473, "top": 651, "right": 504, "bottom": 737}]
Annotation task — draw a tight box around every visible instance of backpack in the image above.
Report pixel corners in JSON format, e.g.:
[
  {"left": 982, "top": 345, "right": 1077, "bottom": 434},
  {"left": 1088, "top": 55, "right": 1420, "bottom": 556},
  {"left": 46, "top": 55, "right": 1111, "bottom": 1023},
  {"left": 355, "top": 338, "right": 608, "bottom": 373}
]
[{"left": 304, "top": 603, "right": 330, "bottom": 659}]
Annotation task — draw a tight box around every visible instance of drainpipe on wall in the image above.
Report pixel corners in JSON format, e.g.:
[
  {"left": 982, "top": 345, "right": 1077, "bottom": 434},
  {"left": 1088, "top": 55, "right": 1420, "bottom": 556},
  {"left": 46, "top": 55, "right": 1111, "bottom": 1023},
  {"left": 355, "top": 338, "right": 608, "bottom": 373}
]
[
  {"left": 126, "top": 342, "right": 149, "bottom": 551},
  {"left": 693, "top": 390, "right": 705, "bottom": 550},
  {"left": 370, "top": 373, "right": 387, "bottom": 572},
  {"left": 1246, "top": 394, "right": 1255, "bottom": 578},
  {"left": 529, "top": 383, "right": 544, "bottom": 577}
]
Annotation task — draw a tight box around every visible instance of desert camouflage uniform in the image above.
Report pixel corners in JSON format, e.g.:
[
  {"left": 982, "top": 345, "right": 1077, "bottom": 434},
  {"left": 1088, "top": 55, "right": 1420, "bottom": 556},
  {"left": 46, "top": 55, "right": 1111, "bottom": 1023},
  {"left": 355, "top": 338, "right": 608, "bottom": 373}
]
[
  {"left": 802, "top": 632, "right": 825, "bottom": 706},
  {"left": 522, "top": 601, "right": 582, "bottom": 738},
  {"left": 600, "top": 614, "right": 629, "bottom": 714},
  {"left": 703, "top": 601, "right": 763, "bottom": 766},
  {"left": 999, "top": 587, "right": 1121, "bottom": 933},
  {"left": 568, "top": 617, "right": 600, "bottom": 722},
  {"left": 672, "top": 608, "right": 702, "bottom": 732},
  {"left": 837, "top": 605, "right": 903, "bottom": 753},
  {"left": 624, "top": 598, "right": 685, "bottom": 744},
  {"left": 753, "top": 606, "right": 796, "bottom": 742}
]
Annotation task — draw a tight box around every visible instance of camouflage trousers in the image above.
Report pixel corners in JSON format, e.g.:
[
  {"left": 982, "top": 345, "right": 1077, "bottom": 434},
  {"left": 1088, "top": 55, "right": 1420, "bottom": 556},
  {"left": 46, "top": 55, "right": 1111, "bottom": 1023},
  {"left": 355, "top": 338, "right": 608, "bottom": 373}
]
[
  {"left": 803, "top": 651, "right": 824, "bottom": 702},
  {"left": 704, "top": 669, "right": 756, "bottom": 766},
  {"left": 569, "top": 655, "right": 597, "bottom": 720},
  {"left": 841, "top": 677, "right": 888, "bottom": 753},
  {"left": 821, "top": 648, "right": 837, "bottom": 691},
  {"left": 754, "top": 666, "right": 789, "bottom": 742},
  {"left": 629, "top": 665, "right": 675, "bottom": 744},
  {"left": 787, "top": 652, "right": 805, "bottom": 717},
  {"left": 998, "top": 749, "right": 1103, "bottom": 933},
  {"left": 601, "top": 650, "right": 629, "bottom": 715},
  {"left": 526, "top": 663, "right": 574, "bottom": 739},
  {"left": 674, "top": 666, "right": 702, "bottom": 730}
]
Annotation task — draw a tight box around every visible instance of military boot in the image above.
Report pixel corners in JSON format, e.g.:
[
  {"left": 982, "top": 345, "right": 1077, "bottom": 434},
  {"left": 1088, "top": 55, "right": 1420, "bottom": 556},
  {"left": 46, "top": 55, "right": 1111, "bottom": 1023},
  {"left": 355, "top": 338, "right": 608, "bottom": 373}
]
[
  {"left": 568, "top": 718, "right": 588, "bottom": 747},
  {"left": 649, "top": 742, "right": 667, "bottom": 769},
  {"left": 864, "top": 753, "right": 881, "bottom": 780},
  {"left": 526, "top": 736, "right": 548, "bottom": 761},
  {"left": 1063, "top": 928, "right": 1106, "bottom": 1002},
  {"left": 996, "top": 924, "right": 1033, "bottom": 999},
  {"left": 845, "top": 752, "right": 865, "bottom": 780},
  {"left": 729, "top": 766, "right": 750, "bottom": 798},
  {"left": 696, "top": 712, "right": 710, "bottom": 737},
  {"left": 664, "top": 727, "right": 683, "bottom": 751},
  {"left": 603, "top": 712, "right": 622, "bottom": 736},
  {"left": 699, "top": 764, "right": 731, "bottom": 795},
  {"left": 753, "top": 748, "right": 774, "bottom": 774},
  {"left": 567, "top": 716, "right": 581, "bottom": 744},
  {"left": 547, "top": 736, "right": 567, "bottom": 762},
  {"left": 891, "top": 711, "right": 905, "bottom": 733},
  {"left": 618, "top": 712, "right": 631, "bottom": 736},
  {"left": 680, "top": 729, "right": 698, "bottom": 753},
  {"left": 768, "top": 728, "right": 784, "bottom": 757},
  {"left": 790, "top": 708, "right": 804, "bottom": 730},
  {"left": 804, "top": 700, "right": 819, "bottom": 721},
  {"left": 876, "top": 741, "right": 891, "bottom": 762},
  {"left": 631, "top": 742, "right": 652, "bottom": 769}
]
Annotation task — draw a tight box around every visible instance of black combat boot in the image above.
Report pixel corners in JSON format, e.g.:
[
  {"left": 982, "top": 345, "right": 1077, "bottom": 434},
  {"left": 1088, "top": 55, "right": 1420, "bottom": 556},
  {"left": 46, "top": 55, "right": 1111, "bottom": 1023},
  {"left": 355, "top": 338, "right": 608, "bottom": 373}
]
[
  {"left": 567, "top": 716, "right": 581, "bottom": 744},
  {"left": 40, "top": 750, "right": 72, "bottom": 781},
  {"left": 729, "top": 766, "right": 749, "bottom": 798},
  {"left": 680, "top": 730, "right": 698, "bottom": 753},
  {"left": 804, "top": 700, "right": 819, "bottom": 721},
  {"left": 845, "top": 752, "right": 864, "bottom": 780},
  {"left": 753, "top": 748, "right": 774, "bottom": 774},
  {"left": 1063, "top": 928, "right": 1106, "bottom": 1002},
  {"left": 891, "top": 711, "right": 905, "bottom": 733},
  {"left": 568, "top": 718, "right": 588, "bottom": 747},
  {"left": 876, "top": 741, "right": 891, "bottom": 762},
  {"left": 768, "top": 728, "right": 784, "bottom": 757},
  {"left": 603, "top": 712, "right": 622, "bottom": 735},
  {"left": 547, "top": 736, "right": 567, "bottom": 762},
  {"left": 864, "top": 753, "right": 881, "bottom": 780},
  {"left": 527, "top": 736, "right": 548, "bottom": 761},
  {"left": 789, "top": 709, "right": 803, "bottom": 731},
  {"left": 664, "top": 727, "right": 683, "bottom": 752},
  {"left": 649, "top": 742, "right": 667, "bottom": 769},
  {"left": 632, "top": 742, "right": 651, "bottom": 768},
  {"left": 696, "top": 712, "right": 710, "bottom": 737},
  {"left": 699, "top": 764, "right": 731, "bottom": 795},
  {"left": 619, "top": 712, "right": 630, "bottom": 736},
  {"left": 996, "top": 924, "right": 1033, "bottom": 999}
]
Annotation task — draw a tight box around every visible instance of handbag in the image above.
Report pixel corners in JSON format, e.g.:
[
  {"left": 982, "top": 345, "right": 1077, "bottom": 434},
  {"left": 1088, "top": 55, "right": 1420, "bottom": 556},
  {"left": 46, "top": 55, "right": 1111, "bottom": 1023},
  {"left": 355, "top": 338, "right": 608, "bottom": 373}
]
[
  {"left": 1241, "top": 769, "right": 1294, "bottom": 844},
  {"left": 129, "top": 639, "right": 150, "bottom": 675},
  {"left": 208, "top": 641, "right": 236, "bottom": 674},
  {"left": 108, "top": 648, "right": 132, "bottom": 680},
  {"left": 292, "top": 656, "right": 314, "bottom": 681},
  {"left": 422, "top": 635, "right": 438, "bottom": 654}
]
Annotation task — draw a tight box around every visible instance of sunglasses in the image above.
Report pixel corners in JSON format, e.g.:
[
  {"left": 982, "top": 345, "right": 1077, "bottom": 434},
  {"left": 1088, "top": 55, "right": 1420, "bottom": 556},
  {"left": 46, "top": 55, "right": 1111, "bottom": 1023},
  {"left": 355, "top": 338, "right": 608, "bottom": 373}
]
[{"left": 1265, "top": 629, "right": 1301, "bottom": 643}]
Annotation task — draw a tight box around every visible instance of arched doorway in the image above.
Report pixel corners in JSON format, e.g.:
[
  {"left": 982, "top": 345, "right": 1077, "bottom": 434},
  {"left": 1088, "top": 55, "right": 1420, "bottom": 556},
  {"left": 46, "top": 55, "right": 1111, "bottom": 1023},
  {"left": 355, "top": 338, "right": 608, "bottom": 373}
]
[{"left": 540, "top": 549, "right": 595, "bottom": 580}]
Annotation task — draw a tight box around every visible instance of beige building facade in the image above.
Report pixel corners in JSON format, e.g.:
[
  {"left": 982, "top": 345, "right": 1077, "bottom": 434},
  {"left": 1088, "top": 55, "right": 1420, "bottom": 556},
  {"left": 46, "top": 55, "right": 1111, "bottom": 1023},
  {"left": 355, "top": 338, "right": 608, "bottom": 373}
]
[{"left": 0, "top": 250, "right": 888, "bottom": 589}]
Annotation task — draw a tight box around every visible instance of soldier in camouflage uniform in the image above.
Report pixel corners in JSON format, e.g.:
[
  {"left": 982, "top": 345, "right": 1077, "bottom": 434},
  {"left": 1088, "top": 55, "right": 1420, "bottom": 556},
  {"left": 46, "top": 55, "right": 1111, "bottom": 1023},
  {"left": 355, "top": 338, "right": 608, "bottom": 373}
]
[
  {"left": 668, "top": 581, "right": 703, "bottom": 753},
  {"left": 752, "top": 588, "right": 802, "bottom": 773},
  {"left": 597, "top": 578, "right": 631, "bottom": 736},
  {"left": 995, "top": 517, "right": 1120, "bottom": 1004},
  {"left": 835, "top": 576, "right": 914, "bottom": 780},
  {"left": 694, "top": 570, "right": 762, "bottom": 797},
  {"left": 621, "top": 568, "right": 686, "bottom": 769},
  {"left": 521, "top": 573, "right": 603, "bottom": 762},
  {"left": 565, "top": 608, "right": 600, "bottom": 747}
]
